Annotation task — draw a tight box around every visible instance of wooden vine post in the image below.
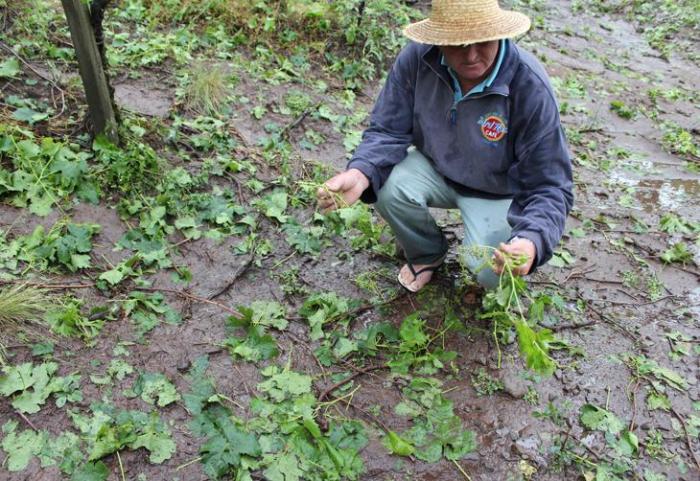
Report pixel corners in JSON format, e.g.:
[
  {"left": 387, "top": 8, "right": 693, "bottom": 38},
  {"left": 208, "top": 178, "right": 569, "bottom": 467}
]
[{"left": 61, "top": 0, "right": 118, "bottom": 143}]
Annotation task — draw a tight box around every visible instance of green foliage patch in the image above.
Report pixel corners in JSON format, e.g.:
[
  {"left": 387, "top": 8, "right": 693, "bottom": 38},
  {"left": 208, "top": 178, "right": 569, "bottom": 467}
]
[{"left": 0, "top": 129, "right": 98, "bottom": 216}]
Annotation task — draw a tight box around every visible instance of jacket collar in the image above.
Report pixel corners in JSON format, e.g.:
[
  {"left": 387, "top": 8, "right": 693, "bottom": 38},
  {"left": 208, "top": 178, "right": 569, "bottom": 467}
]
[{"left": 421, "top": 40, "right": 520, "bottom": 97}]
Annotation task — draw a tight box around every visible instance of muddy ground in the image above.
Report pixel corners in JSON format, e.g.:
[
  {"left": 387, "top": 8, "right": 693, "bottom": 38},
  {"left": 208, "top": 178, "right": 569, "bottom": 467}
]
[{"left": 1, "top": 1, "right": 699, "bottom": 480}]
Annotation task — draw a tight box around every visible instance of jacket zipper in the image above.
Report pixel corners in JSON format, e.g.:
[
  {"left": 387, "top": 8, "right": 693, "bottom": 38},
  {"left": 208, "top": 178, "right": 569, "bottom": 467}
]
[
  {"left": 449, "top": 91, "right": 508, "bottom": 126},
  {"left": 422, "top": 57, "right": 509, "bottom": 126}
]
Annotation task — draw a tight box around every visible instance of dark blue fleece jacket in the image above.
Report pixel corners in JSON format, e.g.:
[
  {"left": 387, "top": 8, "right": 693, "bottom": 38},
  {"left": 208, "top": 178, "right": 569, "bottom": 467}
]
[{"left": 347, "top": 40, "right": 574, "bottom": 269}]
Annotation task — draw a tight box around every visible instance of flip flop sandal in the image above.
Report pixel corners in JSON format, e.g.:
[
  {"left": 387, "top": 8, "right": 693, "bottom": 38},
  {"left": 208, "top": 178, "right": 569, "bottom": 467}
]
[{"left": 398, "top": 260, "right": 444, "bottom": 293}]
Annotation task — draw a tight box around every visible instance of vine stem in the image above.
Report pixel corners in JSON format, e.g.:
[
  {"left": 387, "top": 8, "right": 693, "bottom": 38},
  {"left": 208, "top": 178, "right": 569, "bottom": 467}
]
[
  {"left": 176, "top": 456, "right": 203, "bottom": 471},
  {"left": 452, "top": 459, "right": 473, "bottom": 480},
  {"left": 116, "top": 451, "right": 126, "bottom": 481},
  {"left": 317, "top": 364, "right": 387, "bottom": 402}
]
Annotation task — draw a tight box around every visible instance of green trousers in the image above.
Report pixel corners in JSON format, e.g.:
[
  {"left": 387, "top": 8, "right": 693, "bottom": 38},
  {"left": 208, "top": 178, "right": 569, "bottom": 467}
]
[{"left": 375, "top": 149, "right": 512, "bottom": 289}]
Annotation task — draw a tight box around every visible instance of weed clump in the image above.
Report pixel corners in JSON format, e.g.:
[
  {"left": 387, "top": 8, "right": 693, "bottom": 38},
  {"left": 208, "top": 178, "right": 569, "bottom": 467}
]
[
  {"left": 0, "top": 284, "right": 51, "bottom": 364},
  {"left": 180, "top": 63, "right": 231, "bottom": 115}
]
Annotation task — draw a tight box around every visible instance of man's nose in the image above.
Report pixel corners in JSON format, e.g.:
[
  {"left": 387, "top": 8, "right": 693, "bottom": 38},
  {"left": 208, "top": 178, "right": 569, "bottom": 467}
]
[{"left": 464, "top": 45, "right": 479, "bottom": 63}]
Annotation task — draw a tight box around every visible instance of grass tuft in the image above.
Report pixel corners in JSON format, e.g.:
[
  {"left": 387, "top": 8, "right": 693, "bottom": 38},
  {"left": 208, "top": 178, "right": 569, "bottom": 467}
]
[
  {"left": 181, "top": 64, "right": 231, "bottom": 115},
  {"left": 0, "top": 284, "right": 51, "bottom": 364}
]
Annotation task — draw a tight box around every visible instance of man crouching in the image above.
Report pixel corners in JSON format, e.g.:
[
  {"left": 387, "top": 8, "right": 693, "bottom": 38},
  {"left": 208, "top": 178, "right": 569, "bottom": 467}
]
[{"left": 318, "top": 0, "right": 573, "bottom": 292}]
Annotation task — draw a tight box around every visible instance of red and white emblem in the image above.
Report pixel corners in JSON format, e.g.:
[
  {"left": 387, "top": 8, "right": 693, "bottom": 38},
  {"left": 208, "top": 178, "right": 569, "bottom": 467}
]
[{"left": 478, "top": 114, "right": 508, "bottom": 142}]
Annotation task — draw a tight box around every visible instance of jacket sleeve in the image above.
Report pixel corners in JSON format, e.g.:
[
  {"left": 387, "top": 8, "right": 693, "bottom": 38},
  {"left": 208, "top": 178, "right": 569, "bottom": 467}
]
[
  {"left": 346, "top": 45, "right": 416, "bottom": 203},
  {"left": 507, "top": 89, "right": 574, "bottom": 270}
]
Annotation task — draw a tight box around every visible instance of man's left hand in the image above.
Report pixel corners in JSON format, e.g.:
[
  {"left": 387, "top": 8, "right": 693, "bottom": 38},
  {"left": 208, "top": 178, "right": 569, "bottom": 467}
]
[{"left": 493, "top": 238, "right": 536, "bottom": 276}]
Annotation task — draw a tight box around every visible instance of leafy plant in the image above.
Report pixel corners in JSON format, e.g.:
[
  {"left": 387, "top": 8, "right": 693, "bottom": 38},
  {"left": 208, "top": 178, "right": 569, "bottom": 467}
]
[
  {"left": 283, "top": 220, "right": 325, "bottom": 255},
  {"left": 45, "top": 298, "right": 106, "bottom": 341},
  {"left": 300, "top": 292, "right": 356, "bottom": 341},
  {"left": 255, "top": 190, "right": 289, "bottom": 223},
  {"left": 0, "top": 129, "right": 98, "bottom": 216},
  {"left": 93, "top": 132, "right": 163, "bottom": 198},
  {"left": 387, "top": 313, "right": 457, "bottom": 375},
  {"left": 471, "top": 368, "right": 504, "bottom": 396},
  {"left": 122, "top": 290, "right": 182, "bottom": 335},
  {"left": 0, "top": 361, "right": 82, "bottom": 413},
  {"left": 661, "top": 122, "right": 699, "bottom": 159},
  {"left": 659, "top": 213, "right": 698, "bottom": 235},
  {"left": 225, "top": 301, "right": 288, "bottom": 362},
  {"left": 660, "top": 242, "right": 694, "bottom": 265},
  {"left": 69, "top": 404, "right": 176, "bottom": 464},
  {"left": 474, "top": 247, "right": 565, "bottom": 375},
  {"left": 626, "top": 355, "right": 687, "bottom": 391},
  {"left": 184, "top": 357, "right": 368, "bottom": 480},
  {"left": 9, "top": 221, "right": 99, "bottom": 273},
  {"left": 609, "top": 100, "right": 635, "bottom": 119},
  {"left": 125, "top": 372, "right": 180, "bottom": 407},
  {"left": 393, "top": 377, "right": 477, "bottom": 463},
  {"left": 1, "top": 420, "right": 49, "bottom": 471},
  {"left": 580, "top": 404, "right": 625, "bottom": 434}
]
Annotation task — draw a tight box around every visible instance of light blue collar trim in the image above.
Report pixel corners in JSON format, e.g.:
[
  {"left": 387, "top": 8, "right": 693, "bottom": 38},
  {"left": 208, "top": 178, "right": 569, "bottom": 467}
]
[{"left": 441, "top": 39, "right": 507, "bottom": 100}]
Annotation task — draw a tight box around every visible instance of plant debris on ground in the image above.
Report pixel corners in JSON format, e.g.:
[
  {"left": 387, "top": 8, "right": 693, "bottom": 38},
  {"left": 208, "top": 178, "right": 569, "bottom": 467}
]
[{"left": 0, "top": 1, "right": 699, "bottom": 480}]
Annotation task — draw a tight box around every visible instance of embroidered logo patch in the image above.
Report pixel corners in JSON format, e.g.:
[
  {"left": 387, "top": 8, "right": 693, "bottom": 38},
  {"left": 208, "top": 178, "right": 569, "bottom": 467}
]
[{"left": 478, "top": 114, "right": 508, "bottom": 142}]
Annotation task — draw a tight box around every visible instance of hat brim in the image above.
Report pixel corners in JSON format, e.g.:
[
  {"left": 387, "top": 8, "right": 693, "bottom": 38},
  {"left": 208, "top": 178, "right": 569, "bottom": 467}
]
[{"left": 403, "top": 11, "right": 531, "bottom": 46}]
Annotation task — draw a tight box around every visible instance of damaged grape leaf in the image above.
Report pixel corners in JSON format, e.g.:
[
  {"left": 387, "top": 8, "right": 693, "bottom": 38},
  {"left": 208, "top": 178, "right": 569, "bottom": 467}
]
[{"left": 580, "top": 404, "right": 625, "bottom": 435}]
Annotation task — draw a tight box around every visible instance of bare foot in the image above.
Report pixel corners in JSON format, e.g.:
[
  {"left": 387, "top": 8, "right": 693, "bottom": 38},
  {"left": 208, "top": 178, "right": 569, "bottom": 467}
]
[{"left": 397, "top": 259, "right": 443, "bottom": 292}]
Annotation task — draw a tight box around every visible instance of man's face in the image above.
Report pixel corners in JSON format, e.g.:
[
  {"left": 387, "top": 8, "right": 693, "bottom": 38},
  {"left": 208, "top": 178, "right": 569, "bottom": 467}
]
[{"left": 441, "top": 41, "right": 500, "bottom": 83}]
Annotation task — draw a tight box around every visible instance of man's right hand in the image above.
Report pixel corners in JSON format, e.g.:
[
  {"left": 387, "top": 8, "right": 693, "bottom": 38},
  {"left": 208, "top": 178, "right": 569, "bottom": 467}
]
[{"left": 317, "top": 168, "right": 370, "bottom": 212}]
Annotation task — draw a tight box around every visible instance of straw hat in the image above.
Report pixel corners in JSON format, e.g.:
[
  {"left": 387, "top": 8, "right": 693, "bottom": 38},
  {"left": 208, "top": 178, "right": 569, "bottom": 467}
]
[{"left": 403, "top": 0, "right": 531, "bottom": 46}]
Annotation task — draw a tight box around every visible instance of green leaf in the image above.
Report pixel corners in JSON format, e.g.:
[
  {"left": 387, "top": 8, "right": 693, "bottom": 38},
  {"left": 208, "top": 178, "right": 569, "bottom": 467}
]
[
  {"left": 580, "top": 404, "right": 624, "bottom": 434},
  {"left": 263, "top": 452, "right": 303, "bottom": 481},
  {"left": 0, "top": 362, "right": 75, "bottom": 414},
  {"left": 131, "top": 415, "right": 176, "bottom": 463},
  {"left": 46, "top": 299, "right": 103, "bottom": 340},
  {"left": 659, "top": 213, "right": 694, "bottom": 235},
  {"left": 303, "top": 417, "right": 323, "bottom": 440},
  {"left": 256, "top": 190, "right": 288, "bottom": 223},
  {"left": 1, "top": 420, "right": 46, "bottom": 471},
  {"left": 123, "top": 290, "right": 181, "bottom": 334},
  {"left": 224, "top": 324, "right": 279, "bottom": 363},
  {"left": 548, "top": 249, "right": 575, "bottom": 268},
  {"left": 199, "top": 414, "right": 261, "bottom": 478},
  {"left": 0, "top": 362, "right": 35, "bottom": 396},
  {"left": 107, "top": 359, "right": 134, "bottom": 381},
  {"left": 300, "top": 292, "right": 353, "bottom": 341},
  {"left": 12, "top": 107, "right": 49, "bottom": 125},
  {"left": 0, "top": 57, "right": 20, "bottom": 78},
  {"left": 257, "top": 368, "right": 312, "bottom": 402},
  {"left": 71, "top": 461, "right": 109, "bottom": 481},
  {"left": 514, "top": 321, "right": 557, "bottom": 376},
  {"left": 384, "top": 431, "right": 415, "bottom": 456},
  {"left": 128, "top": 372, "right": 180, "bottom": 407},
  {"left": 398, "top": 313, "right": 429, "bottom": 349},
  {"left": 283, "top": 222, "right": 323, "bottom": 255},
  {"left": 28, "top": 192, "right": 54, "bottom": 216},
  {"left": 646, "top": 391, "right": 671, "bottom": 411},
  {"left": 333, "top": 337, "right": 358, "bottom": 359},
  {"left": 78, "top": 407, "right": 175, "bottom": 464},
  {"left": 630, "top": 356, "right": 687, "bottom": 391},
  {"left": 231, "top": 300, "right": 287, "bottom": 330},
  {"left": 613, "top": 430, "right": 638, "bottom": 457},
  {"left": 98, "top": 267, "right": 125, "bottom": 285},
  {"left": 444, "top": 429, "right": 477, "bottom": 461}
]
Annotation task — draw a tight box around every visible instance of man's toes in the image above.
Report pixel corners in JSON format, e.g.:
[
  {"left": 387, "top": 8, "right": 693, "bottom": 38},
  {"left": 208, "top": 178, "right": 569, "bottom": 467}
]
[{"left": 411, "top": 272, "right": 431, "bottom": 290}]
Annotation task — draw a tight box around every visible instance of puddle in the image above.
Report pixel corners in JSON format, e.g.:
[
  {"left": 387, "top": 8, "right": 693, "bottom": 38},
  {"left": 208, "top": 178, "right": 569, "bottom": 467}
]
[{"left": 632, "top": 178, "right": 700, "bottom": 213}]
